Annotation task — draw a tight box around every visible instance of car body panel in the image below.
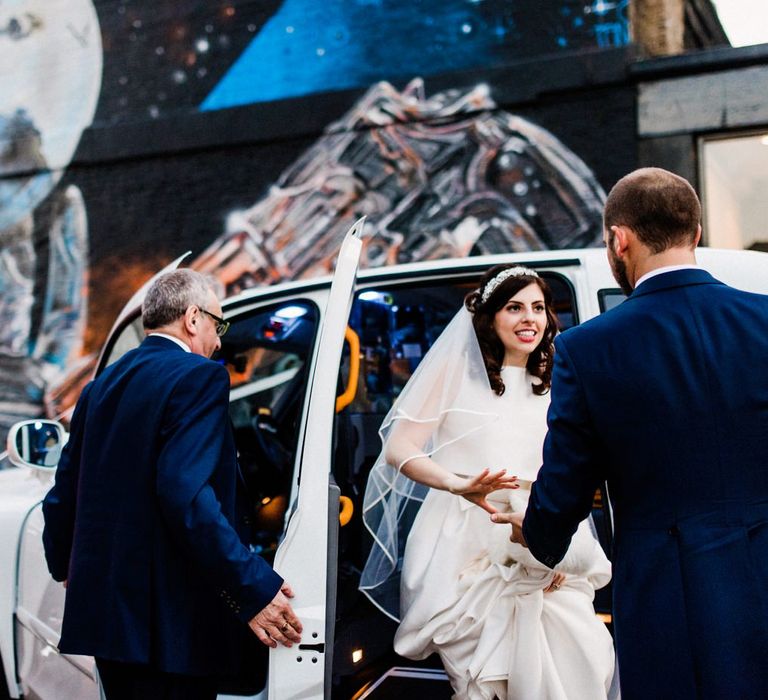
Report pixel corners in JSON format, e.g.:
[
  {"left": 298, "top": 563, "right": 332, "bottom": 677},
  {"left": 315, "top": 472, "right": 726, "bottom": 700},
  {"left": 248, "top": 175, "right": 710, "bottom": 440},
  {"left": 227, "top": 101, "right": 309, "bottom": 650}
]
[
  {"left": 15, "top": 503, "right": 96, "bottom": 698},
  {"left": 0, "top": 468, "right": 54, "bottom": 698}
]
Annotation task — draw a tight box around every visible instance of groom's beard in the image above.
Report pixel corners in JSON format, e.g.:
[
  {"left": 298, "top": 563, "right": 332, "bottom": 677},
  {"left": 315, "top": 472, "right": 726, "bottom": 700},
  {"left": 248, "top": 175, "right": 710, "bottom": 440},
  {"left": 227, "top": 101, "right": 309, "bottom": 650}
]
[{"left": 608, "top": 247, "right": 634, "bottom": 296}]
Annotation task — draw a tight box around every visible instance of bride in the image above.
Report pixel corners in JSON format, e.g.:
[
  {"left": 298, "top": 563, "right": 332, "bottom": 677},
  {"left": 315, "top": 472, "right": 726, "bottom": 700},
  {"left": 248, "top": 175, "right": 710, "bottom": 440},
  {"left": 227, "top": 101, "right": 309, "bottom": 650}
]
[{"left": 360, "top": 264, "right": 617, "bottom": 699}]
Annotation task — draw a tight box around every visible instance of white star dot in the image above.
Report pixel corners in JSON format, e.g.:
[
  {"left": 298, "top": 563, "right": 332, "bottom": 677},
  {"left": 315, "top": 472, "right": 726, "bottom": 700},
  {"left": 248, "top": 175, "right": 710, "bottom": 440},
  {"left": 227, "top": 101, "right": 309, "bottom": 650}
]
[{"left": 513, "top": 182, "right": 529, "bottom": 196}]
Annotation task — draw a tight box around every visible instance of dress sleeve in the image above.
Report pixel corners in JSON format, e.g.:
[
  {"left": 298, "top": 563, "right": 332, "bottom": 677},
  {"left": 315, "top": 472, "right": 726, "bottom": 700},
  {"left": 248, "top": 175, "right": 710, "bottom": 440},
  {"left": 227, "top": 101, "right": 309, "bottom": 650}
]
[
  {"left": 42, "top": 382, "right": 93, "bottom": 582},
  {"left": 155, "top": 360, "right": 283, "bottom": 621},
  {"left": 523, "top": 335, "right": 604, "bottom": 568}
]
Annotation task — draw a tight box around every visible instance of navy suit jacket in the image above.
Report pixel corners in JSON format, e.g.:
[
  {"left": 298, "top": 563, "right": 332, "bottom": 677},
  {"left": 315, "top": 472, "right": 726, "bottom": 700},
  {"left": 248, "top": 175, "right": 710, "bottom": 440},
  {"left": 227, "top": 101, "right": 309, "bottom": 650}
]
[
  {"left": 523, "top": 269, "right": 768, "bottom": 699},
  {"left": 43, "top": 336, "right": 283, "bottom": 676}
]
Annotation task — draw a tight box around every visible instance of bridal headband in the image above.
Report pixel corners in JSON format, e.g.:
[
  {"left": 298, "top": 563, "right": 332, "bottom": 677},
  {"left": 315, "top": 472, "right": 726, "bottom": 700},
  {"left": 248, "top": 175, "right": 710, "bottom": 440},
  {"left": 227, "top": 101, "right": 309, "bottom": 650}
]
[{"left": 480, "top": 266, "right": 539, "bottom": 304}]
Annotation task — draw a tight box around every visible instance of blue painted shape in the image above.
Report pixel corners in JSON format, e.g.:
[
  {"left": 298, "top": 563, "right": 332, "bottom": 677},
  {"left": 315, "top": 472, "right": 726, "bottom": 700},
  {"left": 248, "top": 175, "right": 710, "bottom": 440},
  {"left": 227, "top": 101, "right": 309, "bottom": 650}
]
[
  {"left": 202, "top": 0, "right": 501, "bottom": 109},
  {"left": 201, "top": 0, "right": 629, "bottom": 110}
]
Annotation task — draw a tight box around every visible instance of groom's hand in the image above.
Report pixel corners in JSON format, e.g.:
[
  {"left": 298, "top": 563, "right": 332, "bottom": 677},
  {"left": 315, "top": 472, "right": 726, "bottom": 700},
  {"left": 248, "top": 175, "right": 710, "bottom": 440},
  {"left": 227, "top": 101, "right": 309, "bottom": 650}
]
[{"left": 490, "top": 512, "right": 528, "bottom": 547}]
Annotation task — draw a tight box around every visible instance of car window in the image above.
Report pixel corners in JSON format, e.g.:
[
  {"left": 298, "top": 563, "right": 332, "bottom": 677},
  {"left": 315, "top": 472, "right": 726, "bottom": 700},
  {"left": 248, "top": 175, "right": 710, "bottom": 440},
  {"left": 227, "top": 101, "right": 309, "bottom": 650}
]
[
  {"left": 217, "top": 300, "right": 319, "bottom": 562},
  {"left": 598, "top": 288, "right": 626, "bottom": 313},
  {"left": 102, "top": 315, "right": 145, "bottom": 370}
]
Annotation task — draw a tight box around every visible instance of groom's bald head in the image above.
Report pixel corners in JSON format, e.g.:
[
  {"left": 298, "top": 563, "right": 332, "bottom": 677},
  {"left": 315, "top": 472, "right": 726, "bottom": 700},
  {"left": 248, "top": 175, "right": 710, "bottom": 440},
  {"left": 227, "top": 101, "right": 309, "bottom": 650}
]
[{"left": 604, "top": 168, "right": 701, "bottom": 254}]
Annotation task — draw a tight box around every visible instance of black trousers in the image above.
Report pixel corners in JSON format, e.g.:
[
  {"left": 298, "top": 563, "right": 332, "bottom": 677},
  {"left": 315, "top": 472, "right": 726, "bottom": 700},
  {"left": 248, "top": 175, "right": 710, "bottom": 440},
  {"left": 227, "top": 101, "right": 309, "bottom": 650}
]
[{"left": 95, "top": 659, "right": 218, "bottom": 700}]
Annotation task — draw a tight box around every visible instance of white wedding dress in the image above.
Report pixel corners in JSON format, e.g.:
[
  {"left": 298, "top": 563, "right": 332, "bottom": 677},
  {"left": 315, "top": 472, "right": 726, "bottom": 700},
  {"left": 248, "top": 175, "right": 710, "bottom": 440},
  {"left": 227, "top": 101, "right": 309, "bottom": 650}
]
[{"left": 393, "top": 366, "right": 616, "bottom": 700}]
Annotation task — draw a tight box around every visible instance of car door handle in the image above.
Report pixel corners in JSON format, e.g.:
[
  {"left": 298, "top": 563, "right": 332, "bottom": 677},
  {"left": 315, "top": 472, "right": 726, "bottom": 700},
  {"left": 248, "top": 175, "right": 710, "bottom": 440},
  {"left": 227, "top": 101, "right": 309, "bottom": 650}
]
[
  {"left": 339, "top": 495, "right": 354, "bottom": 526},
  {"left": 336, "top": 327, "right": 360, "bottom": 413}
]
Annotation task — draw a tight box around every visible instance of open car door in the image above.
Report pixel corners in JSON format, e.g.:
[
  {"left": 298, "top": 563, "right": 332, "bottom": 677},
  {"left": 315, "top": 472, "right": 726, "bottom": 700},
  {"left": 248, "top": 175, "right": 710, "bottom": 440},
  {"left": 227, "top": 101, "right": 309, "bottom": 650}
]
[{"left": 268, "top": 219, "right": 364, "bottom": 699}]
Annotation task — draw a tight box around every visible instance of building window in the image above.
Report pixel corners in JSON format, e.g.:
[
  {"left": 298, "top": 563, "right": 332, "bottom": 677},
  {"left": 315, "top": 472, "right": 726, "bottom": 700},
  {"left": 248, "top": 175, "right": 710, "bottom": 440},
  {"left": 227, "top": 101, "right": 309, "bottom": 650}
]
[{"left": 700, "top": 132, "right": 768, "bottom": 252}]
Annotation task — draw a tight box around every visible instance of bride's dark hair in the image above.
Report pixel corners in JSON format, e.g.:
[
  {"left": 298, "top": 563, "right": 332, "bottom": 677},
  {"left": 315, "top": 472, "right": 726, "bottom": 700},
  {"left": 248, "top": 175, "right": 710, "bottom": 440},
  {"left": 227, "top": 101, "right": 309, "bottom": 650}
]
[{"left": 464, "top": 264, "right": 558, "bottom": 396}]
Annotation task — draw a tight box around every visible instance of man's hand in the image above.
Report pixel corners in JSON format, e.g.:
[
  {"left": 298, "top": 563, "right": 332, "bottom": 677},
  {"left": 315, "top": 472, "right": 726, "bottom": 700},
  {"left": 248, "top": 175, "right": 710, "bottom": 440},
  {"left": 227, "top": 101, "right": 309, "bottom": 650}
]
[
  {"left": 490, "top": 511, "right": 528, "bottom": 547},
  {"left": 448, "top": 468, "right": 518, "bottom": 514},
  {"left": 248, "top": 583, "right": 303, "bottom": 648}
]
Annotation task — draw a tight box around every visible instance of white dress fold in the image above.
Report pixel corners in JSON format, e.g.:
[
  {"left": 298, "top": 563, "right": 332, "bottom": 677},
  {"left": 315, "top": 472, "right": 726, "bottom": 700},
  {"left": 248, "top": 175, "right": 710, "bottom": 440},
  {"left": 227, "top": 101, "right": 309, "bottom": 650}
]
[{"left": 394, "top": 367, "right": 616, "bottom": 699}]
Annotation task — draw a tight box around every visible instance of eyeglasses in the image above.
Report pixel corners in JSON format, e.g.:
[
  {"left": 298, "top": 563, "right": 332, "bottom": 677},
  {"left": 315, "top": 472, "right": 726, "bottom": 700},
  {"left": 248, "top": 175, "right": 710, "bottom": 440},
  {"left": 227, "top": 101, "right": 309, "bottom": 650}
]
[{"left": 199, "top": 308, "right": 230, "bottom": 337}]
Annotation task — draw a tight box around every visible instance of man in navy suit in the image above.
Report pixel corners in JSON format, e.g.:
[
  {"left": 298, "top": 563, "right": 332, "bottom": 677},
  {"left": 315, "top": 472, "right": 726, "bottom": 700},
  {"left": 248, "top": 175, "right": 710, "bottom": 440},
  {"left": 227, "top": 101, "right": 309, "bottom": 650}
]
[
  {"left": 493, "top": 168, "right": 768, "bottom": 698},
  {"left": 43, "top": 269, "right": 302, "bottom": 699}
]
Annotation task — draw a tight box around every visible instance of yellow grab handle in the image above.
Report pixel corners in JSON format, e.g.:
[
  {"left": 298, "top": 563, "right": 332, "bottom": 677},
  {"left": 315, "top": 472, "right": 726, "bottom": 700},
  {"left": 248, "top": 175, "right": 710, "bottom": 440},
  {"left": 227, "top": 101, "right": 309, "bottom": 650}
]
[
  {"left": 339, "top": 495, "right": 354, "bottom": 526},
  {"left": 335, "top": 326, "right": 360, "bottom": 413}
]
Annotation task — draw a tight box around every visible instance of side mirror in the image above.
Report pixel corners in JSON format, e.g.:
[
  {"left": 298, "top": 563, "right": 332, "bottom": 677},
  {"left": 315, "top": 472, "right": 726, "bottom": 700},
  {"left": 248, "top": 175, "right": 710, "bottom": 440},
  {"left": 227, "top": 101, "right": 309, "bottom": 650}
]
[{"left": 6, "top": 420, "right": 68, "bottom": 471}]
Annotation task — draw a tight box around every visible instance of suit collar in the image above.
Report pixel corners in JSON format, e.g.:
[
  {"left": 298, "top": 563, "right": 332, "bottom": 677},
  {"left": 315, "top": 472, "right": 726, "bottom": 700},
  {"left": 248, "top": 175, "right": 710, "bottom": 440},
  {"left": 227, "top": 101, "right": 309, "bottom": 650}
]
[
  {"left": 147, "top": 332, "right": 191, "bottom": 352},
  {"left": 141, "top": 334, "right": 189, "bottom": 352},
  {"left": 629, "top": 267, "right": 722, "bottom": 299}
]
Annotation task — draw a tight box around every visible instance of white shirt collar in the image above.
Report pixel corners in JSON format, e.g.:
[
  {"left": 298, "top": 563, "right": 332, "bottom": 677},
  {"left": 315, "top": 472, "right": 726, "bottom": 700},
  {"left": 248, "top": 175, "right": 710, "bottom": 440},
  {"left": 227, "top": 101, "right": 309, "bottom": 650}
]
[
  {"left": 148, "top": 332, "right": 191, "bottom": 353},
  {"left": 634, "top": 264, "right": 700, "bottom": 290}
]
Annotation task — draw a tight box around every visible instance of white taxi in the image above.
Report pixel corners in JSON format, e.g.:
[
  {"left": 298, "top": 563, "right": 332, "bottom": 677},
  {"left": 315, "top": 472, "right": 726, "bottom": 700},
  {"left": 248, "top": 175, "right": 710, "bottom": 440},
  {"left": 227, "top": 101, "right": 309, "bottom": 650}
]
[{"left": 3, "top": 222, "right": 768, "bottom": 699}]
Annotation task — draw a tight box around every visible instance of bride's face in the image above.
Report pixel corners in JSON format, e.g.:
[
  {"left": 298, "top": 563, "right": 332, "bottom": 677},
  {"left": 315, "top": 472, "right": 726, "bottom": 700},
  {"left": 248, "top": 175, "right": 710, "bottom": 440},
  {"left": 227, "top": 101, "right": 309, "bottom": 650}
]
[{"left": 492, "top": 283, "right": 547, "bottom": 366}]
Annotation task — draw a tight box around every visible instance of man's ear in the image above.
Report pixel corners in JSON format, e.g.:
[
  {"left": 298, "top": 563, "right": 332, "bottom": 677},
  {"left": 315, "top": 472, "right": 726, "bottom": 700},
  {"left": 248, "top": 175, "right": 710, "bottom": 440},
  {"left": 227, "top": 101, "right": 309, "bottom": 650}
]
[
  {"left": 183, "top": 305, "right": 199, "bottom": 336},
  {"left": 610, "top": 225, "right": 631, "bottom": 258},
  {"left": 693, "top": 224, "right": 702, "bottom": 248}
]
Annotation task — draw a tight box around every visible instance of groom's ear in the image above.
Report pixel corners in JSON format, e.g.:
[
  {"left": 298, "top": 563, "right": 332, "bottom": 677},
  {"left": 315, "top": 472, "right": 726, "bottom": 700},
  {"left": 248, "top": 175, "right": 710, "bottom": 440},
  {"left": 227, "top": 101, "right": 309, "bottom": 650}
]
[{"left": 610, "top": 225, "right": 631, "bottom": 258}]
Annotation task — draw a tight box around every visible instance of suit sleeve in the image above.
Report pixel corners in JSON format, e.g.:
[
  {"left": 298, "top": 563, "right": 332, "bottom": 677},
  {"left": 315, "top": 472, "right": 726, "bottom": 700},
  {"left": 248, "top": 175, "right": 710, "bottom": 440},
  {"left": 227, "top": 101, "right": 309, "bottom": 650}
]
[
  {"left": 156, "top": 361, "right": 283, "bottom": 622},
  {"left": 42, "top": 382, "right": 93, "bottom": 581},
  {"left": 523, "top": 335, "right": 604, "bottom": 568}
]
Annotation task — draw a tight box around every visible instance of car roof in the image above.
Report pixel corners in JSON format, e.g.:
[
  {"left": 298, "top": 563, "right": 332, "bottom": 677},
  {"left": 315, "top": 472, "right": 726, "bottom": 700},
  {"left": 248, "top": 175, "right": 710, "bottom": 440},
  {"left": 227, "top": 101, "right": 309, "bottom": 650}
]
[
  {"left": 222, "top": 246, "right": 768, "bottom": 309},
  {"left": 222, "top": 248, "right": 601, "bottom": 308}
]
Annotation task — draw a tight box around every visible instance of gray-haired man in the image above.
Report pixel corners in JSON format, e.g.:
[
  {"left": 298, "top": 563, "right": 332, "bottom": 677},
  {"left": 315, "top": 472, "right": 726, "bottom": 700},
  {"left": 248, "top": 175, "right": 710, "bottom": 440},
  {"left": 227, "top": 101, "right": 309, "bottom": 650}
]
[{"left": 43, "top": 269, "right": 300, "bottom": 699}]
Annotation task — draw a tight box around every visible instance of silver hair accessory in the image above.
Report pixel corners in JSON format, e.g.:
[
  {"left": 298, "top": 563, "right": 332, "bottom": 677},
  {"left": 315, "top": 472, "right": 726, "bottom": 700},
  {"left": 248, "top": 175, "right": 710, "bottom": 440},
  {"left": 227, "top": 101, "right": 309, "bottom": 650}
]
[{"left": 480, "top": 266, "right": 539, "bottom": 304}]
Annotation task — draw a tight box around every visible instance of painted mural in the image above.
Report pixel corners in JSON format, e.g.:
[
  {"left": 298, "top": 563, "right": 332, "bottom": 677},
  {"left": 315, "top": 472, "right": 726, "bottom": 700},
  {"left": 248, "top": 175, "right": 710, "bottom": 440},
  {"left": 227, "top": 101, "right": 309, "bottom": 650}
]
[
  {"left": 193, "top": 79, "right": 606, "bottom": 296},
  {"left": 0, "top": 0, "right": 100, "bottom": 431},
  {"left": 0, "top": 0, "right": 630, "bottom": 434}
]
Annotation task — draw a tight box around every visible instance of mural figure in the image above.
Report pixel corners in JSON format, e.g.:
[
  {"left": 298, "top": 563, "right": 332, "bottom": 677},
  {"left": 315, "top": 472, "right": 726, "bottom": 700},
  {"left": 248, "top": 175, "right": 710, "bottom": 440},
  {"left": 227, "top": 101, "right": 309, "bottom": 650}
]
[
  {"left": 0, "top": 0, "right": 101, "bottom": 433},
  {"left": 194, "top": 79, "right": 606, "bottom": 295}
]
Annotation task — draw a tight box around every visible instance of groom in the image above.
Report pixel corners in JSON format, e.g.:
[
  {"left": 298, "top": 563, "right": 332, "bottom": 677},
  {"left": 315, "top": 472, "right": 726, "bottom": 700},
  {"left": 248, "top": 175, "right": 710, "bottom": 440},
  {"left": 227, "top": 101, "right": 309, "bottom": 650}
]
[{"left": 493, "top": 168, "right": 768, "bottom": 699}]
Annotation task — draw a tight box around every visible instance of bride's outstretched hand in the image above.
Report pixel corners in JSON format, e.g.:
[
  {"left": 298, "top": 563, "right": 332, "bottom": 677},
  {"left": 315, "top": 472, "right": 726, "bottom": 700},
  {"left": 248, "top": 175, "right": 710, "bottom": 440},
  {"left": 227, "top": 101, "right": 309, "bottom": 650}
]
[{"left": 448, "top": 468, "right": 518, "bottom": 514}]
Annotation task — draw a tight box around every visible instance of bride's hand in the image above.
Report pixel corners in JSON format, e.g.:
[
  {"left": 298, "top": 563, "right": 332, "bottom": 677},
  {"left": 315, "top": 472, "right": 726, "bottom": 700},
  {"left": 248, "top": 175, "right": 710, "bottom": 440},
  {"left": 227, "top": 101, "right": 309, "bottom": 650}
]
[
  {"left": 448, "top": 468, "right": 518, "bottom": 514},
  {"left": 544, "top": 572, "right": 566, "bottom": 593}
]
